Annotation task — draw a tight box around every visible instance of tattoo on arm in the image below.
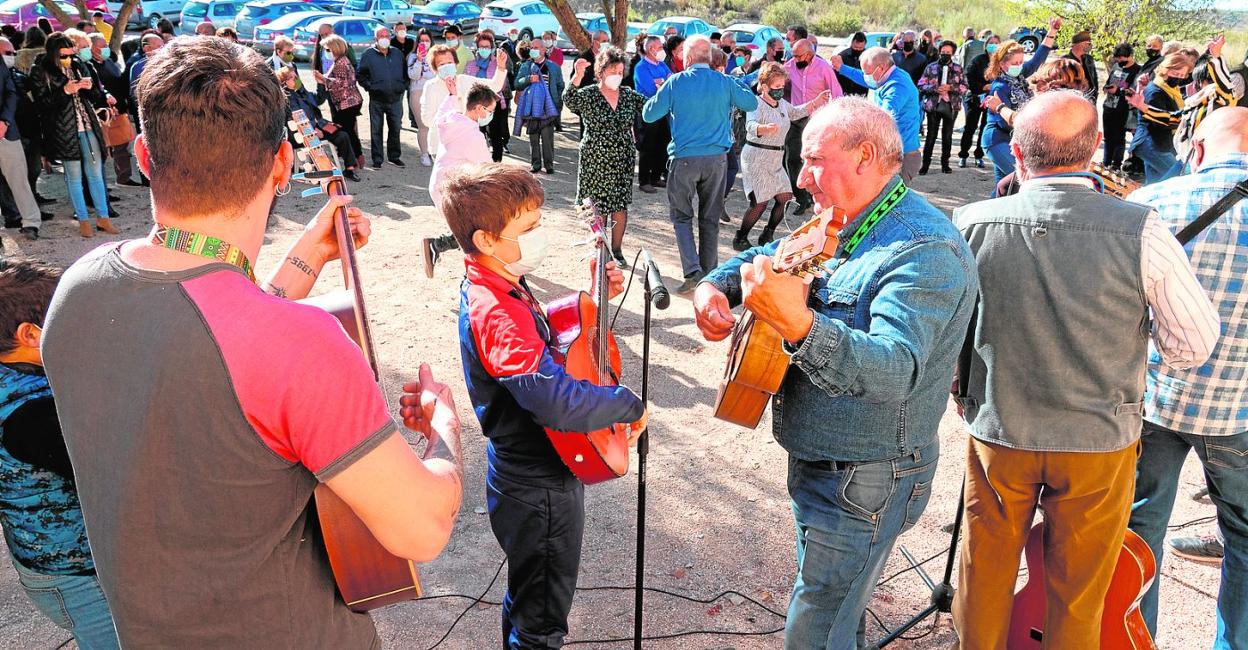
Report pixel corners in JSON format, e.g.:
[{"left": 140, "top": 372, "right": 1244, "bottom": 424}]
[
  {"left": 287, "top": 256, "right": 319, "bottom": 278},
  {"left": 264, "top": 283, "right": 289, "bottom": 298}
]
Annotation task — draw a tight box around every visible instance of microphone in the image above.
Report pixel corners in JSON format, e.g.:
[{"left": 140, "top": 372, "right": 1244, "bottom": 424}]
[{"left": 639, "top": 249, "right": 670, "bottom": 310}]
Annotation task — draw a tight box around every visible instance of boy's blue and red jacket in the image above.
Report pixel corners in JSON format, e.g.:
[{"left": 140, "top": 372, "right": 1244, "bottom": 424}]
[{"left": 458, "top": 258, "right": 643, "bottom": 480}]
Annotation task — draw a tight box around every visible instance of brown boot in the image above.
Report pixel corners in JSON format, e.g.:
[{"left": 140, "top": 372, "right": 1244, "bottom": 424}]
[
  {"left": 79, "top": 220, "right": 94, "bottom": 238},
  {"left": 96, "top": 218, "right": 120, "bottom": 234}
]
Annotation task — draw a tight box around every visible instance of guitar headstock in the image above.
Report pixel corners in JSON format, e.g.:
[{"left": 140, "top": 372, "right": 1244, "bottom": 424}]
[
  {"left": 1090, "top": 162, "right": 1140, "bottom": 199},
  {"left": 578, "top": 198, "right": 610, "bottom": 247},
  {"left": 773, "top": 206, "right": 852, "bottom": 276},
  {"left": 287, "top": 109, "right": 343, "bottom": 198}
]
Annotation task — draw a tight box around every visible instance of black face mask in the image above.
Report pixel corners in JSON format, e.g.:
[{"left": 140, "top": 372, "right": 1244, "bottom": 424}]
[
  {"left": 1146, "top": 48, "right": 1160, "bottom": 59},
  {"left": 795, "top": 59, "right": 810, "bottom": 70},
  {"left": 902, "top": 41, "right": 914, "bottom": 53},
  {"left": 938, "top": 54, "right": 951, "bottom": 64}
]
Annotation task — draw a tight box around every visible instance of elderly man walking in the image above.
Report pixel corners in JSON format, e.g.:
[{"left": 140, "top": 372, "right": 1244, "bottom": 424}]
[
  {"left": 694, "top": 97, "right": 979, "bottom": 648},
  {"left": 357, "top": 25, "right": 407, "bottom": 168},
  {"left": 642, "top": 34, "right": 757, "bottom": 293},
  {"left": 783, "top": 38, "right": 842, "bottom": 215},
  {"left": 832, "top": 47, "right": 923, "bottom": 180},
  {"left": 952, "top": 91, "right": 1218, "bottom": 649}
]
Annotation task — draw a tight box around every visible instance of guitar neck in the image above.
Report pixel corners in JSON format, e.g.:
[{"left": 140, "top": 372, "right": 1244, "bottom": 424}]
[{"left": 328, "top": 178, "right": 381, "bottom": 380}]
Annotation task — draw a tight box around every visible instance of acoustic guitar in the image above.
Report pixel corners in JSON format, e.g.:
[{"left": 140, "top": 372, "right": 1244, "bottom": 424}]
[
  {"left": 543, "top": 200, "right": 629, "bottom": 484},
  {"left": 1091, "top": 162, "right": 1142, "bottom": 199},
  {"left": 288, "top": 110, "right": 423, "bottom": 612},
  {"left": 713, "top": 207, "right": 851, "bottom": 429},
  {"left": 1007, "top": 521, "right": 1155, "bottom": 649}
]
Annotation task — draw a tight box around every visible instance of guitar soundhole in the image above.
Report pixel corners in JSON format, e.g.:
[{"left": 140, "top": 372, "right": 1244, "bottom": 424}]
[{"left": 1029, "top": 628, "right": 1043, "bottom": 642}]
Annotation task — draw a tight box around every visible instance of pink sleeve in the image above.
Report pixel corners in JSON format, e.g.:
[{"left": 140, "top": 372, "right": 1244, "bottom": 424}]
[{"left": 183, "top": 272, "right": 396, "bottom": 480}]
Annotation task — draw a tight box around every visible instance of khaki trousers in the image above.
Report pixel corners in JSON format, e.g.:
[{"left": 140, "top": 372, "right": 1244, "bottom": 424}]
[{"left": 953, "top": 437, "right": 1138, "bottom": 649}]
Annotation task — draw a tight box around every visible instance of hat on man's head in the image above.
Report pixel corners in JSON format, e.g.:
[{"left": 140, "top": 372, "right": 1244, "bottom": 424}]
[{"left": 1072, "top": 31, "right": 1092, "bottom": 45}]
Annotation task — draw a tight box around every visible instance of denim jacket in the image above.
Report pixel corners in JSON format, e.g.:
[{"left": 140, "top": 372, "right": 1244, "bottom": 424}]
[{"left": 704, "top": 177, "right": 979, "bottom": 461}]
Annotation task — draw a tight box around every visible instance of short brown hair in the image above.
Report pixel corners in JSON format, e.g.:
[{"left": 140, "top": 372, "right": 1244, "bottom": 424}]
[
  {"left": 215, "top": 27, "right": 237, "bottom": 41},
  {"left": 439, "top": 163, "right": 544, "bottom": 255},
  {"left": 0, "top": 259, "right": 61, "bottom": 354},
  {"left": 427, "top": 42, "right": 457, "bottom": 66},
  {"left": 757, "top": 61, "right": 787, "bottom": 88},
  {"left": 1029, "top": 58, "right": 1088, "bottom": 93},
  {"left": 593, "top": 45, "right": 626, "bottom": 79},
  {"left": 322, "top": 34, "right": 347, "bottom": 58},
  {"left": 136, "top": 36, "right": 286, "bottom": 219}
]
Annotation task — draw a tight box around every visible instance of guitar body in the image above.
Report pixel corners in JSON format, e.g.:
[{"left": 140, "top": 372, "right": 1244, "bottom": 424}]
[
  {"left": 1007, "top": 522, "right": 1156, "bottom": 650},
  {"left": 544, "top": 289, "right": 629, "bottom": 484},
  {"left": 288, "top": 109, "right": 421, "bottom": 613},
  {"left": 713, "top": 312, "right": 791, "bottom": 429}
]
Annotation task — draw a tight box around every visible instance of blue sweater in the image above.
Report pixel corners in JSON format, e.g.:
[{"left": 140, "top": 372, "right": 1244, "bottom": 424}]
[
  {"left": 839, "top": 64, "right": 922, "bottom": 154},
  {"left": 642, "top": 64, "right": 758, "bottom": 159},
  {"left": 633, "top": 58, "right": 672, "bottom": 99}
]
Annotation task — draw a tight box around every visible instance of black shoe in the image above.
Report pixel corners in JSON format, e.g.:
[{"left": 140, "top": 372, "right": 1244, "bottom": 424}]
[
  {"left": 639, "top": 184, "right": 657, "bottom": 194},
  {"left": 389, "top": 158, "right": 405, "bottom": 167},
  {"left": 422, "top": 237, "right": 441, "bottom": 279},
  {"left": 40, "top": 212, "right": 53, "bottom": 221},
  {"left": 371, "top": 160, "right": 385, "bottom": 170},
  {"left": 3, "top": 218, "right": 18, "bottom": 228},
  {"left": 975, "top": 158, "right": 985, "bottom": 169},
  {"left": 732, "top": 234, "right": 751, "bottom": 251},
  {"left": 612, "top": 250, "right": 628, "bottom": 269},
  {"left": 958, "top": 157, "right": 968, "bottom": 169},
  {"left": 107, "top": 193, "right": 120, "bottom": 203},
  {"left": 793, "top": 202, "right": 812, "bottom": 217},
  {"left": 116, "top": 179, "right": 144, "bottom": 188},
  {"left": 758, "top": 228, "right": 776, "bottom": 245},
  {"left": 140, "top": 176, "right": 150, "bottom": 187},
  {"left": 531, "top": 165, "right": 541, "bottom": 173},
  {"left": 675, "top": 271, "right": 704, "bottom": 295},
  {"left": 19, "top": 226, "right": 37, "bottom": 240},
  {"left": 544, "top": 167, "right": 554, "bottom": 174},
  {"left": 918, "top": 166, "right": 930, "bottom": 176},
  {"left": 653, "top": 179, "right": 667, "bottom": 188},
  {"left": 344, "top": 170, "right": 362, "bottom": 182},
  {"left": 720, "top": 208, "right": 731, "bottom": 224},
  {"left": 941, "top": 165, "right": 953, "bottom": 174},
  {"left": 34, "top": 194, "right": 54, "bottom": 205}
]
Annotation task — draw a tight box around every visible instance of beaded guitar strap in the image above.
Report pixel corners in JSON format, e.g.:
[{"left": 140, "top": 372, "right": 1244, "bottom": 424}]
[{"left": 151, "top": 225, "right": 255, "bottom": 283}]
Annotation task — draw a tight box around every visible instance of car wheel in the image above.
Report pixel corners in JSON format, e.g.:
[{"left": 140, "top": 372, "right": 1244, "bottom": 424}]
[
  {"left": 1019, "top": 35, "right": 1038, "bottom": 54},
  {"left": 519, "top": 28, "right": 532, "bottom": 40},
  {"left": 147, "top": 13, "right": 161, "bottom": 29}
]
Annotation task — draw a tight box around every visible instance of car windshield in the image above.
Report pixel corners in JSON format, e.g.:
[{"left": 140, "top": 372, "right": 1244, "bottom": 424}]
[
  {"left": 483, "top": 4, "right": 509, "bottom": 16},
  {"left": 342, "top": 0, "right": 366, "bottom": 10},
  {"left": 181, "top": 0, "right": 208, "bottom": 16},
  {"left": 424, "top": 0, "right": 452, "bottom": 9},
  {"left": 725, "top": 29, "right": 754, "bottom": 42}
]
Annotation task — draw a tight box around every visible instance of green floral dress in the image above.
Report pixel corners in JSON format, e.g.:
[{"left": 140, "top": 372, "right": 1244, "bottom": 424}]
[{"left": 563, "top": 83, "right": 644, "bottom": 214}]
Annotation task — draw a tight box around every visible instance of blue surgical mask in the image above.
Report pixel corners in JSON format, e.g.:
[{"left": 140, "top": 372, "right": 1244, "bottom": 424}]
[
  {"left": 1006, "top": 63, "right": 1024, "bottom": 77},
  {"left": 437, "top": 63, "right": 456, "bottom": 79},
  {"left": 528, "top": 49, "right": 541, "bottom": 60},
  {"left": 477, "top": 47, "right": 491, "bottom": 59},
  {"left": 446, "top": 38, "right": 459, "bottom": 49},
  {"left": 76, "top": 49, "right": 91, "bottom": 62},
  {"left": 735, "top": 55, "right": 746, "bottom": 67},
  {"left": 864, "top": 67, "right": 882, "bottom": 89},
  {"left": 100, "top": 46, "right": 111, "bottom": 60},
  {"left": 986, "top": 43, "right": 998, "bottom": 54},
  {"left": 477, "top": 112, "right": 493, "bottom": 127}
]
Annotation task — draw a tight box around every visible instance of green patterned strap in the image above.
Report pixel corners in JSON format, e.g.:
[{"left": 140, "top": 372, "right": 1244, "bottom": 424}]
[
  {"left": 151, "top": 225, "right": 255, "bottom": 283},
  {"left": 841, "top": 182, "right": 909, "bottom": 256}
]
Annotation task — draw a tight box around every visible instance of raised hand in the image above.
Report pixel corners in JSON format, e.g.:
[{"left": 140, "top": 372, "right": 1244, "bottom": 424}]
[
  {"left": 1208, "top": 34, "right": 1225, "bottom": 58},
  {"left": 400, "top": 363, "right": 461, "bottom": 443},
  {"left": 1047, "top": 16, "right": 1062, "bottom": 33}
]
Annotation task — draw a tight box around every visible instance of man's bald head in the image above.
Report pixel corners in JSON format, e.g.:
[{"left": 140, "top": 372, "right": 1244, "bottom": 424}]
[
  {"left": 804, "top": 97, "right": 903, "bottom": 173},
  {"left": 1011, "top": 90, "right": 1100, "bottom": 174},
  {"left": 1192, "top": 106, "right": 1248, "bottom": 166},
  {"left": 792, "top": 38, "right": 813, "bottom": 57}
]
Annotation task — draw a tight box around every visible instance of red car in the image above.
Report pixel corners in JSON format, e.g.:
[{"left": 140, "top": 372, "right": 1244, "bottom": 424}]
[{"left": 0, "top": 0, "right": 112, "bottom": 33}]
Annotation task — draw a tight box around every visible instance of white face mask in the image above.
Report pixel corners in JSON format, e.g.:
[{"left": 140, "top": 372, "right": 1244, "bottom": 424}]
[
  {"left": 324, "top": 51, "right": 334, "bottom": 62},
  {"left": 446, "top": 38, "right": 459, "bottom": 49},
  {"left": 477, "top": 111, "right": 493, "bottom": 127},
  {"left": 1, "top": 54, "right": 13, "bottom": 68},
  {"left": 652, "top": 49, "right": 666, "bottom": 62},
  {"left": 542, "top": 39, "right": 554, "bottom": 49},
  {"left": 495, "top": 226, "right": 549, "bottom": 276},
  {"left": 437, "top": 63, "right": 456, "bottom": 79},
  {"left": 377, "top": 38, "right": 389, "bottom": 50},
  {"left": 603, "top": 74, "right": 622, "bottom": 89}
]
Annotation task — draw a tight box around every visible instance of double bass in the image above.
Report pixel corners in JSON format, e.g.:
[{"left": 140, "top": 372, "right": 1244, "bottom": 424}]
[
  {"left": 542, "top": 200, "right": 630, "bottom": 484},
  {"left": 288, "top": 110, "right": 424, "bottom": 612}
]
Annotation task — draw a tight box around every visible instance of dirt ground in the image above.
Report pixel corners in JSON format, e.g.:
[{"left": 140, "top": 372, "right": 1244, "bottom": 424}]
[{"left": 0, "top": 66, "right": 1226, "bottom": 649}]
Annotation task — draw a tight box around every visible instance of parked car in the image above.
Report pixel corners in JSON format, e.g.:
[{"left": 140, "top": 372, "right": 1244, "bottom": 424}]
[
  {"left": 721, "top": 23, "right": 789, "bottom": 56},
  {"left": 1009, "top": 26, "right": 1048, "bottom": 54},
  {"left": 862, "top": 31, "right": 896, "bottom": 49},
  {"left": 253, "top": 8, "right": 333, "bottom": 55},
  {"left": 0, "top": 0, "right": 110, "bottom": 32},
  {"left": 106, "top": 0, "right": 186, "bottom": 29},
  {"left": 647, "top": 16, "right": 716, "bottom": 39},
  {"left": 292, "top": 14, "right": 383, "bottom": 60},
  {"left": 554, "top": 12, "right": 644, "bottom": 53},
  {"left": 339, "top": 0, "right": 413, "bottom": 26},
  {"left": 409, "top": 0, "right": 479, "bottom": 35},
  {"left": 179, "top": 0, "right": 246, "bottom": 34},
  {"left": 478, "top": 0, "right": 558, "bottom": 41},
  {"left": 235, "top": 0, "right": 335, "bottom": 44}
]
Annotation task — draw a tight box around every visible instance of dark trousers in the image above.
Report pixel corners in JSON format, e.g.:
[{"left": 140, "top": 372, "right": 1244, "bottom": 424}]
[
  {"left": 725, "top": 150, "right": 740, "bottom": 198},
  {"left": 784, "top": 116, "right": 811, "bottom": 208},
  {"left": 333, "top": 104, "right": 364, "bottom": 164},
  {"left": 110, "top": 144, "right": 132, "bottom": 184},
  {"left": 324, "top": 128, "right": 357, "bottom": 168},
  {"left": 1103, "top": 106, "right": 1130, "bottom": 168},
  {"left": 959, "top": 100, "right": 986, "bottom": 160},
  {"left": 667, "top": 153, "right": 727, "bottom": 277},
  {"left": 922, "top": 110, "right": 956, "bottom": 170},
  {"left": 483, "top": 104, "right": 510, "bottom": 162},
  {"left": 21, "top": 137, "right": 40, "bottom": 196},
  {"left": 528, "top": 123, "right": 554, "bottom": 170},
  {"left": 638, "top": 118, "right": 670, "bottom": 186},
  {"left": 367, "top": 95, "right": 402, "bottom": 164},
  {"left": 487, "top": 467, "right": 584, "bottom": 650}
]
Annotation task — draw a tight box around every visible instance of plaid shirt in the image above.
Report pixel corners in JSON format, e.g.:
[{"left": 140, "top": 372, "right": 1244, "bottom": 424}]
[{"left": 1128, "top": 153, "right": 1248, "bottom": 436}]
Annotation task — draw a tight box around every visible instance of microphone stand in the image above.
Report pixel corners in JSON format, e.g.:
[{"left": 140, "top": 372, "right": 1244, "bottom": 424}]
[{"left": 633, "top": 261, "right": 656, "bottom": 649}]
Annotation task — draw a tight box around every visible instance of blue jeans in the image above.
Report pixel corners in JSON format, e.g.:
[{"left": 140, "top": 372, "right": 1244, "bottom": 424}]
[
  {"left": 1133, "top": 137, "right": 1181, "bottom": 185},
  {"left": 981, "top": 123, "right": 1014, "bottom": 197},
  {"left": 62, "top": 132, "right": 108, "bottom": 221},
  {"left": 1128, "top": 421, "right": 1248, "bottom": 649},
  {"left": 10, "top": 557, "right": 119, "bottom": 649},
  {"left": 785, "top": 440, "right": 939, "bottom": 649}
]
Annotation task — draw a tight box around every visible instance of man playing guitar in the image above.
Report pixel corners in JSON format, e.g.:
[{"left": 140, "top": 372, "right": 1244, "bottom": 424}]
[
  {"left": 41, "top": 38, "right": 464, "bottom": 648},
  {"left": 693, "top": 97, "right": 978, "bottom": 648}
]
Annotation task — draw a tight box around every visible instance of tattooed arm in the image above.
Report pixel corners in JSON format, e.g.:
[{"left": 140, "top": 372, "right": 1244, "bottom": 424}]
[{"left": 263, "top": 194, "right": 372, "bottom": 300}]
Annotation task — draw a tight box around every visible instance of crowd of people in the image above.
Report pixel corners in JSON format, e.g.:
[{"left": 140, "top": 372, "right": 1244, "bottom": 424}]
[{"left": 1, "top": 11, "right": 1248, "bottom": 650}]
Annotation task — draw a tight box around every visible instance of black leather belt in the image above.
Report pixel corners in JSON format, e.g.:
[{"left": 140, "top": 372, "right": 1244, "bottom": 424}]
[{"left": 745, "top": 140, "right": 785, "bottom": 151}]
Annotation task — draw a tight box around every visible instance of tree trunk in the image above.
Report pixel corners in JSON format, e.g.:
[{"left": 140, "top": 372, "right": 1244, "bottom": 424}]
[
  {"left": 71, "top": 0, "right": 89, "bottom": 21},
  {"left": 35, "top": 0, "right": 74, "bottom": 30},
  {"left": 111, "top": 0, "right": 140, "bottom": 52},
  {"left": 542, "top": 0, "right": 589, "bottom": 53}
]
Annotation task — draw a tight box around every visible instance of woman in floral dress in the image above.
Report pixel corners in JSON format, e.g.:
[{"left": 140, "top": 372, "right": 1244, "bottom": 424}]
[
  {"left": 565, "top": 46, "right": 645, "bottom": 268},
  {"left": 733, "top": 62, "right": 831, "bottom": 250}
]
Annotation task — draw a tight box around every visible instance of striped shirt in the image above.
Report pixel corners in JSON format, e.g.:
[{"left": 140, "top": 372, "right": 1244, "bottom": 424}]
[{"left": 1127, "top": 153, "right": 1248, "bottom": 435}]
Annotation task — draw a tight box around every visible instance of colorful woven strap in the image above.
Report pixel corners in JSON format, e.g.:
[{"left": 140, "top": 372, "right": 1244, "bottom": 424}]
[
  {"left": 841, "top": 181, "right": 909, "bottom": 256},
  {"left": 151, "top": 225, "right": 255, "bottom": 283}
]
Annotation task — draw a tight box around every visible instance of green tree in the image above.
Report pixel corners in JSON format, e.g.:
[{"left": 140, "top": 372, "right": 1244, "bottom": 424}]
[
  {"left": 35, "top": 0, "right": 139, "bottom": 52},
  {"left": 1010, "top": 0, "right": 1219, "bottom": 64},
  {"left": 542, "top": 0, "right": 630, "bottom": 51}
]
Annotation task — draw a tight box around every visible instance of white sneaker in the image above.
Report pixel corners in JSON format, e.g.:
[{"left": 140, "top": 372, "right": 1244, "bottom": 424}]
[{"left": 420, "top": 153, "right": 432, "bottom": 167}]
